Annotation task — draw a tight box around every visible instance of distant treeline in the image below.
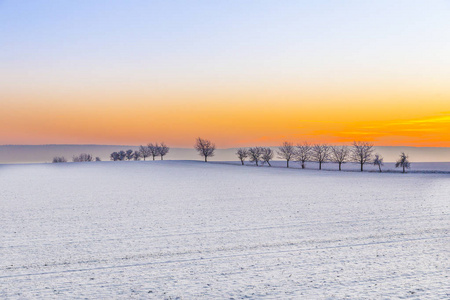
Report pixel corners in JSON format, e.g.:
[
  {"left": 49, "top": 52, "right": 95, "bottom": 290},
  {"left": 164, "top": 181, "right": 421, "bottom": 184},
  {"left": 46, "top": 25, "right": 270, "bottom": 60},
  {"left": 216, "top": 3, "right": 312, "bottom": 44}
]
[
  {"left": 51, "top": 142, "right": 170, "bottom": 163},
  {"left": 193, "top": 138, "right": 411, "bottom": 173},
  {"left": 110, "top": 143, "right": 169, "bottom": 161},
  {"left": 52, "top": 138, "right": 412, "bottom": 173},
  {"left": 52, "top": 153, "right": 101, "bottom": 163}
]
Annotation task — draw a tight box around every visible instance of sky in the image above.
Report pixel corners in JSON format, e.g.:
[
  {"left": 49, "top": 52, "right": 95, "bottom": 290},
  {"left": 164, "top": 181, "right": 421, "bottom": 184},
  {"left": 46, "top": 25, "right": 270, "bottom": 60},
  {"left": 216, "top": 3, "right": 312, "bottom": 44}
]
[{"left": 1, "top": 0, "right": 449, "bottom": 147}]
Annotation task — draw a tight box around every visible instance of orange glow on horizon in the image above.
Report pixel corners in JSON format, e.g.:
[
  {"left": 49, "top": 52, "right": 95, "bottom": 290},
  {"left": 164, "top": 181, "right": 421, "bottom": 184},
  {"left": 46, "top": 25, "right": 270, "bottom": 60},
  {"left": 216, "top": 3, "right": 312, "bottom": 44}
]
[{"left": 1, "top": 86, "right": 449, "bottom": 148}]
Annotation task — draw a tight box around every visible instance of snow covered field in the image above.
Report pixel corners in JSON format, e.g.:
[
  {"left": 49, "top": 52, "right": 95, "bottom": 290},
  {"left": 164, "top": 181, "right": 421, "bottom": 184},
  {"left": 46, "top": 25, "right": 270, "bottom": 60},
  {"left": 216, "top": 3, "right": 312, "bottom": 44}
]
[{"left": 1, "top": 161, "right": 449, "bottom": 299}]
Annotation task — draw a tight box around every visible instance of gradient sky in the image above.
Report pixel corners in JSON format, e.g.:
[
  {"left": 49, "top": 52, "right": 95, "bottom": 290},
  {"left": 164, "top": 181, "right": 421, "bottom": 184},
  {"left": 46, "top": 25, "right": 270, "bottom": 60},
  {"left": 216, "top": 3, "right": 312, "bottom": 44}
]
[{"left": 1, "top": 0, "right": 449, "bottom": 147}]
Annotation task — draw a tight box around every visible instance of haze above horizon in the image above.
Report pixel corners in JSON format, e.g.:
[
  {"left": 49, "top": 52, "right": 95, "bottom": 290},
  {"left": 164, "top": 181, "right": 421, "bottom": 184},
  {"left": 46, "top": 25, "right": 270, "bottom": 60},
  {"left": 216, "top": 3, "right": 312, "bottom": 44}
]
[{"left": 1, "top": 1, "right": 449, "bottom": 147}]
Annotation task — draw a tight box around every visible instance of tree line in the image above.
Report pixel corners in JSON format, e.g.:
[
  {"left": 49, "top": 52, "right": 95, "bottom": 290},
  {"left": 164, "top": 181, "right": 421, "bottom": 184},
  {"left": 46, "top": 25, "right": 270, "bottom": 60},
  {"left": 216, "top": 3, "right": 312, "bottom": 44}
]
[
  {"left": 110, "top": 143, "right": 169, "bottom": 161},
  {"left": 52, "top": 143, "right": 169, "bottom": 163},
  {"left": 52, "top": 137, "right": 412, "bottom": 173},
  {"left": 194, "top": 138, "right": 411, "bottom": 173},
  {"left": 53, "top": 153, "right": 101, "bottom": 163}
]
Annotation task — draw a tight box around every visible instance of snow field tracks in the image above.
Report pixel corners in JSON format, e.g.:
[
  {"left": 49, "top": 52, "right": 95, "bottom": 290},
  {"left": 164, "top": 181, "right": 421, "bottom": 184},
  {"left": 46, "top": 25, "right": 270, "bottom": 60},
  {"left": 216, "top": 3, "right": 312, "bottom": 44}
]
[{"left": 0, "top": 161, "right": 449, "bottom": 298}]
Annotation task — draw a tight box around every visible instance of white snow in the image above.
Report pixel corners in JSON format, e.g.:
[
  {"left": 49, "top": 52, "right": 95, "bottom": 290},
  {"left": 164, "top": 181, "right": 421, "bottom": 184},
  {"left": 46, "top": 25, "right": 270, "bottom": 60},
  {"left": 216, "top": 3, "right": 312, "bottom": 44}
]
[{"left": 1, "top": 161, "right": 449, "bottom": 299}]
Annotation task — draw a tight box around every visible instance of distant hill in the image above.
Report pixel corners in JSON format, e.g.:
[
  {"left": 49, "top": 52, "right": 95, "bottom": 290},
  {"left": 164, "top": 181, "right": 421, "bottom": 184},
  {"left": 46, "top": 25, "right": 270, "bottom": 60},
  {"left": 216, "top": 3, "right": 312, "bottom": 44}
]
[{"left": 0, "top": 144, "right": 449, "bottom": 164}]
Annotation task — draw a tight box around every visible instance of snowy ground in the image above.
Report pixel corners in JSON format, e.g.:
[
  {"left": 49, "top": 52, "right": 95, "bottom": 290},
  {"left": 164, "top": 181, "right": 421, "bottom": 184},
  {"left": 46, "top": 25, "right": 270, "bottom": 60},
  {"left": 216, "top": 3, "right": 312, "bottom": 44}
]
[
  {"left": 217, "top": 161, "right": 450, "bottom": 173},
  {"left": 1, "top": 161, "right": 449, "bottom": 299}
]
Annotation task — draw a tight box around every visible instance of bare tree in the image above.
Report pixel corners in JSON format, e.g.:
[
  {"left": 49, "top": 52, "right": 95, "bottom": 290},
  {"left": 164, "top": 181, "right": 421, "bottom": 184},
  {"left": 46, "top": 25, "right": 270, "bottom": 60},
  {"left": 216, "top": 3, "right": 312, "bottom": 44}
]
[
  {"left": 148, "top": 143, "right": 160, "bottom": 161},
  {"left": 331, "top": 146, "right": 349, "bottom": 171},
  {"left": 261, "top": 147, "right": 274, "bottom": 167},
  {"left": 351, "top": 141, "right": 374, "bottom": 172},
  {"left": 248, "top": 147, "right": 263, "bottom": 166},
  {"left": 110, "top": 152, "right": 119, "bottom": 161},
  {"left": 373, "top": 153, "right": 384, "bottom": 172},
  {"left": 95, "top": 157, "right": 101, "bottom": 161},
  {"left": 118, "top": 150, "right": 126, "bottom": 161},
  {"left": 277, "top": 141, "right": 295, "bottom": 168},
  {"left": 158, "top": 143, "right": 169, "bottom": 160},
  {"left": 52, "top": 156, "right": 67, "bottom": 163},
  {"left": 395, "top": 152, "right": 411, "bottom": 173},
  {"left": 73, "top": 153, "right": 93, "bottom": 162},
  {"left": 236, "top": 148, "right": 249, "bottom": 165},
  {"left": 139, "top": 145, "right": 151, "bottom": 161},
  {"left": 124, "top": 149, "right": 134, "bottom": 160},
  {"left": 133, "top": 150, "right": 141, "bottom": 161},
  {"left": 311, "top": 144, "right": 330, "bottom": 170},
  {"left": 195, "top": 137, "right": 216, "bottom": 162},
  {"left": 296, "top": 142, "right": 311, "bottom": 169}
]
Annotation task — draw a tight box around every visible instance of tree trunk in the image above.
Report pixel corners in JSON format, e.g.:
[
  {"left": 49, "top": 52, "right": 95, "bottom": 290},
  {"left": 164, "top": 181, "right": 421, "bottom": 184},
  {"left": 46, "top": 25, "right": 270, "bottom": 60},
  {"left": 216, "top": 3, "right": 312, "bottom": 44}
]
[
  {"left": 241, "top": 160, "right": 244, "bottom": 165},
  {"left": 403, "top": 165, "right": 405, "bottom": 173},
  {"left": 319, "top": 161, "right": 322, "bottom": 170},
  {"left": 205, "top": 156, "right": 207, "bottom": 162},
  {"left": 378, "top": 165, "right": 382, "bottom": 172},
  {"left": 361, "top": 162, "right": 363, "bottom": 172},
  {"left": 153, "top": 156, "right": 155, "bottom": 161},
  {"left": 256, "top": 161, "right": 258, "bottom": 166},
  {"left": 287, "top": 160, "right": 289, "bottom": 168},
  {"left": 161, "top": 156, "right": 163, "bottom": 160},
  {"left": 268, "top": 161, "right": 271, "bottom": 167},
  {"left": 302, "top": 162, "right": 305, "bottom": 169},
  {"left": 339, "top": 162, "right": 342, "bottom": 171}
]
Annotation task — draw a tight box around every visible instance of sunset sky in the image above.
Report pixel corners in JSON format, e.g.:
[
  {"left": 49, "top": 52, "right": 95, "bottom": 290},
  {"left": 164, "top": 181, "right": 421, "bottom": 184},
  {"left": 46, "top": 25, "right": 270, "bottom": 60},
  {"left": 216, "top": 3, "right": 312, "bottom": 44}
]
[{"left": 1, "top": 1, "right": 449, "bottom": 147}]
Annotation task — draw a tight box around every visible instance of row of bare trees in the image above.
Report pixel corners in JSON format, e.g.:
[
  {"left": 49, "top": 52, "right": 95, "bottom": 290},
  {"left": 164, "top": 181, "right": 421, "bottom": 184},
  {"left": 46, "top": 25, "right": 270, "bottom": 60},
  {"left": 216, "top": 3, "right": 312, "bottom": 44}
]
[
  {"left": 53, "top": 153, "right": 100, "bottom": 163},
  {"left": 195, "top": 138, "right": 411, "bottom": 173},
  {"left": 73, "top": 153, "right": 101, "bottom": 162},
  {"left": 234, "top": 142, "right": 380, "bottom": 171},
  {"left": 237, "top": 147, "right": 274, "bottom": 166},
  {"left": 138, "top": 143, "right": 170, "bottom": 161},
  {"left": 111, "top": 143, "right": 170, "bottom": 161},
  {"left": 277, "top": 141, "right": 409, "bottom": 172}
]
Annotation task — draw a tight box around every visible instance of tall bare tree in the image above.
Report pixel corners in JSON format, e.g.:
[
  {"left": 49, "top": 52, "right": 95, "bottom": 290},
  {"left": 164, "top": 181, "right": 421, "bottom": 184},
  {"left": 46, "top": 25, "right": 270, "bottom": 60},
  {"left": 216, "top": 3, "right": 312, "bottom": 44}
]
[
  {"left": 195, "top": 137, "right": 216, "bottom": 162},
  {"left": 277, "top": 141, "right": 295, "bottom": 168},
  {"left": 261, "top": 147, "right": 274, "bottom": 167},
  {"left": 373, "top": 153, "right": 384, "bottom": 172},
  {"left": 248, "top": 147, "right": 263, "bottom": 166},
  {"left": 296, "top": 142, "right": 311, "bottom": 169},
  {"left": 331, "top": 145, "right": 349, "bottom": 171},
  {"left": 158, "top": 143, "right": 169, "bottom": 160},
  {"left": 395, "top": 152, "right": 410, "bottom": 173},
  {"left": 139, "top": 145, "right": 151, "bottom": 161},
  {"left": 148, "top": 143, "right": 160, "bottom": 160},
  {"left": 236, "top": 148, "right": 249, "bottom": 165},
  {"left": 311, "top": 144, "right": 330, "bottom": 170},
  {"left": 351, "top": 141, "right": 374, "bottom": 172}
]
